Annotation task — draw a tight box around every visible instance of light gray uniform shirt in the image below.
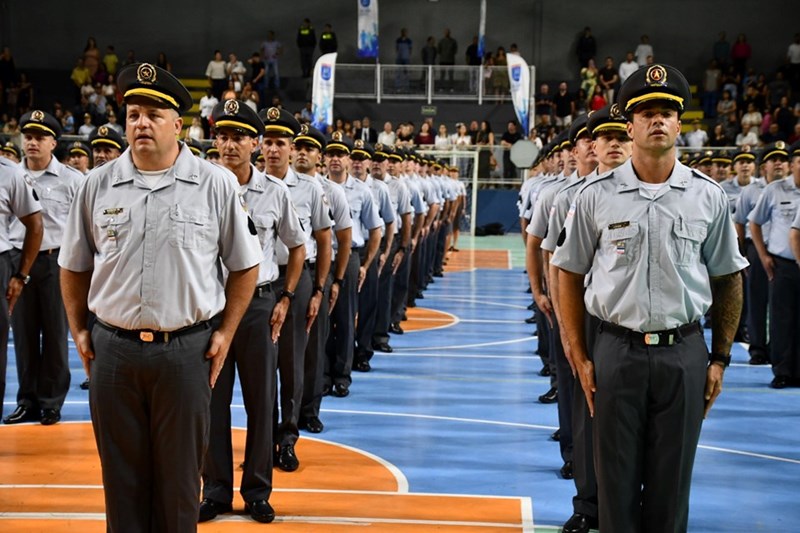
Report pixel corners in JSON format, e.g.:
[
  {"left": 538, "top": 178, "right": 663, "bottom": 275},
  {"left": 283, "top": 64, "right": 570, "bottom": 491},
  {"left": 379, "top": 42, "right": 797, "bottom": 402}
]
[
  {"left": 551, "top": 158, "right": 748, "bottom": 332},
  {"left": 733, "top": 178, "right": 768, "bottom": 242},
  {"left": 10, "top": 156, "right": 84, "bottom": 250},
  {"left": 274, "top": 168, "right": 332, "bottom": 265},
  {"left": 58, "top": 144, "right": 263, "bottom": 331},
  {"left": 341, "top": 174, "right": 382, "bottom": 248},
  {"left": 748, "top": 177, "right": 800, "bottom": 260},
  {"left": 401, "top": 174, "right": 426, "bottom": 216},
  {"left": 541, "top": 170, "right": 603, "bottom": 254},
  {"left": 383, "top": 174, "right": 412, "bottom": 232},
  {"left": 316, "top": 174, "right": 353, "bottom": 254},
  {"left": 365, "top": 176, "right": 394, "bottom": 236},
  {"left": 243, "top": 167, "right": 306, "bottom": 285},
  {"left": 527, "top": 172, "right": 574, "bottom": 240},
  {"left": 0, "top": 157, "right": 42, "bottom": 253}
]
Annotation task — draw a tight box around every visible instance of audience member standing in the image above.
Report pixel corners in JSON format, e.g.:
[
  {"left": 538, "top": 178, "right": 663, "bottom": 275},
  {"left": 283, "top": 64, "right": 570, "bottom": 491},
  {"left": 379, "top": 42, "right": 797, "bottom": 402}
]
[
  {"left": 262, "top": 32, "right": 283, "bottom": 91},
  {"left": 618, "top": 51, "right": 638, "bottom": 84},
  {"left": 83, "top": 37, "right": 101, "bottom": 77},
  {"left": 553, "top": 82, "right": 575, "bottom": 127},
  {"left": 787, "top": 33, "right": 800, "bottom": 92},
  {"left": 438, "top": 28, "right": 458, "bottom": 88},
  {"left": 206, "top": 50, "right": 228, "bottom": 100},
  {"left": 421, "top": 36, "right": 437, "bottom": 66},
  {"left": 576, "top": 27, "right": 596, "bottom": 68},
  {"left": 634, "top": 35, "right": 653, "bottom": 66},
  {"left": 297, "top": 18, "right": 316, "bottom": 78},
  {"left": 319, "top": 24, "right": 338, "bottom": 54},
  {"left": 598, "top": 56, "right": 619, "bottom": 107},
  {"left": 732, "top": 34, "right": 752, "bottom": 78},
  {"left": 500, "top": 121, "right": 522, "bottom": 179}
]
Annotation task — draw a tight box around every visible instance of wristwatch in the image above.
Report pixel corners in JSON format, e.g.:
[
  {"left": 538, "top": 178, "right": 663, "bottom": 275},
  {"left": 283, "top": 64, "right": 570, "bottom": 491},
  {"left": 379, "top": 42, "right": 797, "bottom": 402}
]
[
  {"left": 708, "top": 352, "right": 731, "bottom": 368},
  {"left": 313, "top": 285, "right": 324, "bottom": 295},
  {"left": 12, "top": 272, "right": 30, "bottom": 285},
  {"left": 279, "top": 289, "right": 296, "bottom": 303},
  {"left": 332, "top": 278, "right": 344, "bottom": 286}
]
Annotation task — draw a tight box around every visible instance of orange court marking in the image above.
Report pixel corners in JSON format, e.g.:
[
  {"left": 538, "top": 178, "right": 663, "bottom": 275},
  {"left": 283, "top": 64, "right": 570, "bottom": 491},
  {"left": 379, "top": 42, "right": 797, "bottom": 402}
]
[
  {"left": 444, "top": 249, "right": 511, "bottom": 272},
  {"left": 0, "top": 423, "right": 533, "bottom": 532},
  {"left": 401, "top": 307, "right": 458, "bottom": 332}
]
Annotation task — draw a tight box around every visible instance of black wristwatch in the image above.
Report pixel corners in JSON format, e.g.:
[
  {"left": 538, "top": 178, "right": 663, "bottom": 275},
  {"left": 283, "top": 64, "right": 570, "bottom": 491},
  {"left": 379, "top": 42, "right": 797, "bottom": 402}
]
[
  {"left": 279, "top": 289, "right": 295, "bottom": 303},
  {"left": 313, "top": 285, "right": 324, "bottom": 295},
  {"left": 12, "top": 272, "right": 30, "bottom": 285},
  {"left": 332, "top": 278, "right": 344, "bottom": 286},
  {"left": 708, "top": 352, "right": 731, "bottom": 368}
]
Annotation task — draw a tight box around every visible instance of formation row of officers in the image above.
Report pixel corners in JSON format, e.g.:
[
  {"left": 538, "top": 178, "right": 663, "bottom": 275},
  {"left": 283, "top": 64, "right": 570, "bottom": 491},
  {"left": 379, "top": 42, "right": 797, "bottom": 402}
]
[
  {"left": 0, "top": 62, "right": 465, "bottom": 531},
  {"left": 514, "top": 62, "right": 794, "bottom": 533}
]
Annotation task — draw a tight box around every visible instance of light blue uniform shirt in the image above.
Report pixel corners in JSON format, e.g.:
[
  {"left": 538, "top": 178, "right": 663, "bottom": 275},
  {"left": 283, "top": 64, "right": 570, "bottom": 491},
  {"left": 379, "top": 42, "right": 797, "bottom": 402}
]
[
  {"left": 274, "top": 168, "right": 332, "bottom": 264},
  {"left": 0, "top": 157, "right": 42, "bottom": 253},
  {"left": 342, "top": 175, "right": 382, "bottom": 247},
  {"left": 365, "top": 176, "right": 394, "bottom": 236},
  {"left": 383, "top": 174, "right": 412, "bottom": 232},
  {"left": 551, "top": 158, "right": 748, "bottom": 332},
  {"left": 748, "top": 177, "right": 800, "bottom": 260},
  {"left": 733, "top": 178, "right": 768, "bottom": 242},
  {"left": 527, "top": 172, "right": 574, "bottom": 240}
]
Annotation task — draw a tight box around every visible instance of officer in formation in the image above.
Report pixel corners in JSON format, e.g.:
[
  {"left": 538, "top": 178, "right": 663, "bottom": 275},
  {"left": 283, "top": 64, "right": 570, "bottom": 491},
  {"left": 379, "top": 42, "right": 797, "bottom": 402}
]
[
  {"left": 293, "top": 124, "right": 353, "bottom": 434},
  {"left": 0, "top": 155, "right": 43, "bottom": 423},
  {"left": 89, "top": 125, "right": 125, "bottom": 167},
  {"left": 552, "top": 64, "right": 747, "bottom": 533},
  {"left": 59, "top": 63, "right": 263, "bottom": 532},
  {"left": 258, "top": 107, "right": 332, "bottom": 472},
  {"left": 1, "top": 141, "right": 22, "bottom": 163},
  {"left": 4, "top": 110, "right": 84, "bottom": 427},
  {"left": 748, "top": 140, "right": 800, "bottom": 389},
  {"left": 66, "top": 141, "right": 92, "bottom": 174},
  {"left": 198, "top": 99, "right": 306, "bottom": 524}
]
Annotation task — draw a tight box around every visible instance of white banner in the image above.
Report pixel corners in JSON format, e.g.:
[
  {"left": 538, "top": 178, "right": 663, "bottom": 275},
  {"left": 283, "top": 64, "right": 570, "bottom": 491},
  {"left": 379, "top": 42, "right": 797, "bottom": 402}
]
[
  {"left": 477, "top": 0, "right": 486, "bottom": 59},
  {"left": 357, "top": 0, "right": 379, "bottom": 58},
  {"left": 507, "top": 53, "right": 530, "bottom": 137},
  {"left": 311, "top": 53, "right": 337, "bottom": 132}
]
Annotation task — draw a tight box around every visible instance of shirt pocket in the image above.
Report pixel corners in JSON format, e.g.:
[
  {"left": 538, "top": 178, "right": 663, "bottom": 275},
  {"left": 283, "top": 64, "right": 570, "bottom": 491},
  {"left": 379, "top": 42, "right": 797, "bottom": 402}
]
[
  {"left": 778, "top": 202, "right": 797, "bottom": 223},
  {"left": 39, "top": 187, "right": 72, "bottom": 221},
  {"left": 671, "top": 219, "right": 707, "bottom": 266},
  {"left": 94, "top": 209, "right": 132, "bottom": 255},
  {"left": 169, "top": 205, "right": 209, "bottom": 249},
  {"left": 604, "top": 222, "right": 640, "bottom": 268},
  {"left": 252, "top": 214, "right": 275, "bottom": 250}
]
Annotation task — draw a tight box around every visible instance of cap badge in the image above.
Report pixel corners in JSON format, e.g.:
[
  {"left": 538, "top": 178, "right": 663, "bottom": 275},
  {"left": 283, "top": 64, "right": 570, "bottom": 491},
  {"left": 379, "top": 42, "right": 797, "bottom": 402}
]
[
  {"left": 332, "top": 131, "right": 343, "bottom": 141},
  {"left": 375, "top": 143, "right": 383, "bottom": 151},
  {"left": 776, "top": 140, "right": 786, "bottom": 150},
  {"left": 98, "top": 125, "right": 109, "bottom": 136},
  {"left": 31, "top": 110, "right": 45, "bottom": 122},
  {"left": 136, "top": 63, "right": 157, "bottom": 85},
  {"left": 609, "top": 103, "right": 622, "bottom": 119},
  {"left": 224, "top": 99, "right": 239, "bottom": 115},
  {"left": 299, "top": 123, "right": 309, "bottom": 135},
  {"left": 645, "top": 65, "right": 667, "bottom": 87},
  {"left": 354, "top": 139, "right": 364, "bottom": 148},
  {"left": 267, "top": 107, "right": 281, "bottom": 121},
  {"left": 73, "top": 141, "right": 82, "bottom": 149}
]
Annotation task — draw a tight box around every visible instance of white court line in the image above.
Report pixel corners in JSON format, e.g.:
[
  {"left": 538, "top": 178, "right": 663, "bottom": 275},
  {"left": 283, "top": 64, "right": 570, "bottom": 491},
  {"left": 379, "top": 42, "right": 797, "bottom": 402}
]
[
  {"left": 410, "top": 317, "right": 524, "bottom": 325},
  {"left": 386, "top": 352, "right": 535, "bottom": 360},
  {"left": 697, "top": 445, "right": 800, "bottom": 465},
  {"left": 393, "top": 335, "right": 535, "bottom": 352},
  {"left": 320, "top": 408, "right": 558, "bottom": 432},
  {"left": 426, "top": 296, "right": 529, "bottom": 310},
  {"left": 521, "top": 497, "right": 536, "bottom": 533}
]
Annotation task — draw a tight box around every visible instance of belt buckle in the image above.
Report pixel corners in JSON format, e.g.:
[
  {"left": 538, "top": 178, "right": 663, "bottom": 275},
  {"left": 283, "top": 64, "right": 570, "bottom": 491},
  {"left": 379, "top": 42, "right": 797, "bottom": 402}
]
[
  {"left": 139, "top": 331, "right": 154, "bottom": 342},
  {"left": 644, "top": 333, "right": 660, "bottom": 345}
]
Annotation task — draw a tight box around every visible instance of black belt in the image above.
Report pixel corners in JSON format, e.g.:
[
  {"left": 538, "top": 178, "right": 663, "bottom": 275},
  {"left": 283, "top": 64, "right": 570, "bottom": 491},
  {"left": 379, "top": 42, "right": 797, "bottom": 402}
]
[
  {"left": 771, "top": 254, "right": 796, "bottom": 265},
  {"left": 352, "top": 246, "right": 364, "bottom": 252},
  {"left": 278, "top": 260, "right": 310, "bottom": 277},
  {"left": 96, "top": 318, "right": 212, "bottom": 343},
  {"left": 599, "top": 320, "right": 702, "bottom": 347},
  {"left": 254, "top": 282, "right": 273, "bottom": 297}
]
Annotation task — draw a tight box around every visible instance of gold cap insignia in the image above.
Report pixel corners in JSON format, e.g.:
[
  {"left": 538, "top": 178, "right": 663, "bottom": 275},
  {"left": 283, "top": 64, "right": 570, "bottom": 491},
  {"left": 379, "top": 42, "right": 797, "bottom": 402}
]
[
  {"left": 609, "top": 103, "right": 622, "bottom": 119},
  {"left": 332, "top": 131, "right": 343, "bottom": 141},
  {"left": 375, "top": 143, "right": 383, "bottom": 151},
  {"left": 136, "top": 63, "right": 157, "bottom": 85},
  {"left": 98, "top": 126, "right": 109, "bottom": 137},
  {"left": 742, "top": 144, "right": 751, "bottom": 152},
  {"left": 704, "top": 150, "right": 714, "bottom": 157},
  {"left": 31, "top": 110, "right": 45, "bottom": 122},
  {"left": 354, "top": 139, "right": 364, "bottom": 148},
  {"left": 224, "top": 99, "right": 239, "bottom": 115},
  {"left": 299, "top": 123, "right": 309, "bottom": 135},
  {"left": 267, "top": 107, "right": 281, "bottom": 121},
  {"left": 776, "top": 140, "right": 786, "bottom": 150},
  {"left": 72, "top": 141, "right": 82, "bottom": 148},
  {"left": 645, "top": 65, "right": 667, "bottom": 87}
]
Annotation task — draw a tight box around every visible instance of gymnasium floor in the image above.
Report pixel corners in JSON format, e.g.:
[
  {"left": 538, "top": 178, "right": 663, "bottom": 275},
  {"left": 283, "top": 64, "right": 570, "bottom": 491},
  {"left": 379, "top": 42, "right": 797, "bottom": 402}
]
[{"left": 1, "top": 235, "right": 799, "bottom": 532}]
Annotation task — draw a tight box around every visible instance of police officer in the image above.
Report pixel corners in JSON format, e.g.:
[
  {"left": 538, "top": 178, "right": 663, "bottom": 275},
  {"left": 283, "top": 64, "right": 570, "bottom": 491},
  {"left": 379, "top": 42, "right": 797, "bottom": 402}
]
[
  {"left": 324, "top": 132, "right": 382, "bottom": 397},
  {"left": 199, "top": 99, "right": 305, "bottom": 524},
  {"left": 351, "top": 140, "right": 395, "bottom": 371},
  {"left": 553, "top": 64, "right": 747, "bottom": 533},
  {"left": 748, "top": 140, "right": 800, "bottom": 388},
  {"left": 5, "top": 110, "right": 84, "bottom": 427},
  {"left": 734, "top": 148, "right": 775, "bottom": 364},
  {"left": 546, "top": 103, "right": 632, "bottom": 533},
  {"left": 204, "top": 145, "right": 221, "bottom": 162},
  {"left": 67, "top": 140, "right": 92, "bottom": 174},
  {"left": 89, "top": 125, "right": 125, "bottom": 167},
  {"left": 293, "top": 125, "right": 353, "bottom": 433},
  {"left": 0, "top": 157, "right": 43, "bottom": 423},
  {"left": 1, "top": 141, "right": 22, "bottom": 163},
  {"left": 59, "top": 63, "right": 263, "bottom": 533},
  {"left": 258, "top": 107, "right": 332, "bottom": 471},
  {"left": 297, "top": 18, "right": 317, "bottom": 78},
  {"left": 186, "top": 137, "right": 203, "bottom": 157}
]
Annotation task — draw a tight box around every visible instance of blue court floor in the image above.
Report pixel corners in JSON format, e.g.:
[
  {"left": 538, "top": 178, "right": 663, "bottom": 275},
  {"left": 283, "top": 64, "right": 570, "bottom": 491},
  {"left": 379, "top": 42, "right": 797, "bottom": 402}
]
[{"left": 3, "top": 259, "right": 800, "bottom": 531}]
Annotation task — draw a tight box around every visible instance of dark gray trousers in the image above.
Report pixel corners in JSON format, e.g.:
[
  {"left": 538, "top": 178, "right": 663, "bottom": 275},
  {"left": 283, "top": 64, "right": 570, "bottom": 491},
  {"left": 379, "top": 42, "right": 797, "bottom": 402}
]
[
  {"left": 374, "top": 241, "right": 400, "bottom": 345},
  {"left": 326, "top": 251, "right": 360, "bottom": 386},
  {"left": 552, "top": 319, "right": 573, "bottom": 464},
  {"left": 0, "top": 251, "right": 11, "bottom": 414},
  {"left": 745, "top": 241, "right": 769, "bottom": 357},
  {"left": 301, "top": 266, "right": 331, "bottom": 420},
  {"left": 769, "top": 255, "right": 800, "bottom": 378},
  {"left": 355, "top": 248, "right": 380, "bottom": 362},
  {"left": 391, "top": 242, "right": 412, "bottom": 324}
]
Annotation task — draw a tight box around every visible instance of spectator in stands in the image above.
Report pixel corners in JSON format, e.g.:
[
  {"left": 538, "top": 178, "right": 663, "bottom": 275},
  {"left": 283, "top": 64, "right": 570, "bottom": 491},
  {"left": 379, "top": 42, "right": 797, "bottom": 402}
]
[
  {"left": 685, "top": 120, "right": 709, "bottom": 148},
  {"left": 102, "top": 75, "right": 118, "bottom": 109},
  {"left": 78, "top": 113, "right": 95, "bottom": 136},
  {"left": 575, "top": 88, "right": 590, "bottom": 115},
  {"left": 618, "top": 51, "right": 638, "bottom": 84},
  {"left": 15, "top": 72, "right": 33, "bottom": 115},
  {"left": 122, "top": 49, "right": 136, "bottom": 66},
  {"left": 483, "top": 53, "right": 495, "bottom": 96},
  {"left": 206, "top": 50, "right": 227, "bottom": 99},
  {"left": 297, "top": 18, "right": 316, "bottom": 78},
  {"left": 709, "top": 123, "right": 732, "bottom": 147},
  {"left": 62, "top": 110, "right": 75, "bottom": 134},
  {"left": 300, "top": 101, "right": 312, "bottom": 123},
  {"left": 454, "top": 122, "right": 472, "bottom": 150},
  {"left": 576, "top": 27, "right": 596, "bottom": 68},
  {"left": 761, "top": 122, "right": 786, "bottom": 144},
  {"left": 415, "top": 121, "right": 435, "bottom": 146},
  {"left": 466, "top": 36, "right": 482, "bottom": 92},
  {"left": 438, "top": 28, "right": 458, "bottom": 87},
  {"left": 789, "top": 33, "right": 800, "bottom": 92},
  {"left": 262, "top": 31, "right": 282, "bottom": 90},
  {"left": 741, "top": 102, "right": 763, "bottom": 131},
  {"left": 248, "top": 52, "right": 266, "bottom": 104},
  {"left": 156, "top": 52, "right": 172, "bottom": 72},
  {"left": 70, "top": 58, "right": 91, "bottom": 99},
  {"left": 1, "top": 116, "right": 21, "bottom": 147},
  {"left": 83, "top": 37, "right": 100, "bottom": 77},
  {"left": 102, "top": 111, "right": 123, "bottom": 135},
  {"left": 186, "top": 116, "right": 204, "bottom": 141},
  {"left": 396, "top": 28, "right": 412, "bottom": 65},
  {"left": 0, "top": 47, "right": 17, "bottom": 113},
  {"left": 198, "top": 88, "right": 218, "bottom": 139},
  {"left": 788, "top": 123, "right": 800, "bottom": 144},
  {"left": 717, "top": 89, "right": 737, "bottom": 117},
  {"left": 553, "top": 82, "right": 575, "bottom": 127},
  {"left": 535, "top": 83, "right": 554, "bottom": 126},
  {"left": 102, "top": 46, "right": 118, "bottom": 76},
  {"left": 500, "top": 120, "right": 522, "bottom": 179},
  {"left": 378, "top": 121, "right": 396, "bottom": 145},
  {"left": 634, "top": 35, "right": 653, "bottom": 66},
  {"left": 589, "top": 84, "right": 606, "bottom": 111},
  {"left": 88, "top": 83, "right": 107, "bottom": 119},
  {"left": 702, "top": 59, "right": 722, "bottom": 118},
  {"left": 722, "top": 110, "right": 741, "bottom": 141},
  {"left": 422, "top": 36, "right": 437, "bottom": 66},
  {"left": 434, "top": 124, "right": 450, "bottom": 149},
  {"left": 241, "top": 82, "right": 259, "bottom": 111},
  {"left": 476, "top": 120, "right": 495, "bottom": 179},
  {"left": 713, "top": 32, "right": 731, "bottom": 70},
  {"left": 226, "top": 53, "right": 247, "bottom": 88},
  {"left": 732, "top": 33, "right": 751, "bottom": 77},
  {"left": 355, "top": 116, "right": 377, "bottom": 143},
  {"left": 598, "top": 56, "right": 619, "bottom": 106},
  {"left": 319, "top": 23, "right": 338, "bottom": 54},
  {"left": 773, "top": 95, "right": 795, "bottom": 138},
  {"left": 768, "top": 71, "right": 791, "bottom": 108},
  {"left": 468, "top": 120, "right": 479, "bottom": 144},
  {"left": 736, "top": 125, "right": 759, "bottom": 147},
  {"left": 493, "top": 47, "right": 509, "bottom": 102},
  {"left": 580, "top": 58, "right": 598, "bottom": 98},
  {"left": 398, "top": 122, "right": 415, "bottom": 144}
]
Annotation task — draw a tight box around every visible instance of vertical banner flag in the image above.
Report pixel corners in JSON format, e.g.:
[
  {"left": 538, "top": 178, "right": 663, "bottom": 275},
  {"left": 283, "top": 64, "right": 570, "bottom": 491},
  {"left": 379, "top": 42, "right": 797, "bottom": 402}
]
[
  {"left": 477, "top": 0, "right": 486, "bottom": 59},
  {"left": 312, "top": 53, "right": 337, "bottom": 132},
  {"left": 507, "top": 53, "right": 530, "bottom": 137},
  {"left": 357, "top": 0, "right": 379, "bottom": 58}
]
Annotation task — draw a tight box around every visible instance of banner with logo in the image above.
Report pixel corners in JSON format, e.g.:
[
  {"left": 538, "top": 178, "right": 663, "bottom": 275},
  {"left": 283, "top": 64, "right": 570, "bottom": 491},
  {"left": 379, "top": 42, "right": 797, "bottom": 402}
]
[
  {"left": 312, "top": 53, "right": 337, "bottom": 132},
  {"left": 357, "top": 0, "right": 379, "bottom": 58},
  {"left": 477, "top": 0, "right": 487, "bottom": 59},
  {"left": 507, "top": 53, "right": 530, "bottom": 137}
]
